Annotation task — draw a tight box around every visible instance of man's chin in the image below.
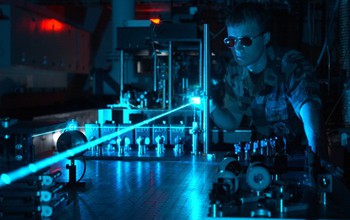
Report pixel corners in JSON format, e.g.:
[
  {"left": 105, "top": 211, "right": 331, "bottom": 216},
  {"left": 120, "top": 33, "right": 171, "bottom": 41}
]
[{"left": 234, "top": 59, "right": 249, "bottom": 67}]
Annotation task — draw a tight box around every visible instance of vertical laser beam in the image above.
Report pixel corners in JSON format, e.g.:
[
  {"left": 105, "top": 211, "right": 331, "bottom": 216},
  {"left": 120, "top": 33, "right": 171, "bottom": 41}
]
[{"left": 0, "top": 102, "right": 196, "bottom": 187}]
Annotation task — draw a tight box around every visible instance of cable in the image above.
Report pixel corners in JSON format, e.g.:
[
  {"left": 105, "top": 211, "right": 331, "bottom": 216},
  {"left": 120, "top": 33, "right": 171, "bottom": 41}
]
[
  {"left": 77, "top": 158, "right": 87, "bottom": 183},
  {"left": 325, "top": 81, "right": 350, "bottom": 125},
  {"left": 314, "top": 0, "right": 339, "bottom": 70}
]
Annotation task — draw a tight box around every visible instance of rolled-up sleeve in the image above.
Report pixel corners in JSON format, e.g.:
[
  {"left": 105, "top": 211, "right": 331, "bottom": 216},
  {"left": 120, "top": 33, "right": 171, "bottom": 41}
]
[{"left": 283, "top": 50, "right": 322, "bottom": 118}]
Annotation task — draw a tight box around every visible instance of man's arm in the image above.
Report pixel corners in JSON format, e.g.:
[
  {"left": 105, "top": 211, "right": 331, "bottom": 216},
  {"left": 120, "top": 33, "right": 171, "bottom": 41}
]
[
  {"left": 299, "top": 101, "right": 326, "bottom": 157},
  {"left": 210, "top": 100, "right": 243, "bottom": 131}
]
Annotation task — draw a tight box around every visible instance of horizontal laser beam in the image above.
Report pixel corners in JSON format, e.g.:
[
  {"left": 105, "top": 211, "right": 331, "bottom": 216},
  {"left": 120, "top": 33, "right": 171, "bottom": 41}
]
[{"left": 0, "top": 101, "right": 196, "bottom": 187}]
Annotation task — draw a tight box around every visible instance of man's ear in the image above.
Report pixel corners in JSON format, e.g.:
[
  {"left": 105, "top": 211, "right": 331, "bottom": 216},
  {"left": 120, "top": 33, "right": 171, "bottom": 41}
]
[{"left": 263, "top": 32, "right": 271, "bottom": 45}]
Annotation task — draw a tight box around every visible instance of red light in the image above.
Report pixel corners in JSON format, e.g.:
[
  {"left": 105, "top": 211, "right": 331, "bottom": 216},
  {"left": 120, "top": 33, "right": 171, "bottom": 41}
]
[
  {"left": 40, "top": 18, "right": 65, "bottom": 32},
  {"left": 150, "top": 18, "right": 161, "bottom": 25}
]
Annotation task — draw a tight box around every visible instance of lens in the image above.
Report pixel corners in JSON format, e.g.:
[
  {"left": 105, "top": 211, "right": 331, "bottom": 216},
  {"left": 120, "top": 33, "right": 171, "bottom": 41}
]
[
  {"left": 224, "top": 37, "right": 235, "bottom": 48},
  {"left": 240, "top": 37, "right": 253, "bottom": 46},
  {"left": 224, "top": 37, "right": 253, "bottom": 48}
]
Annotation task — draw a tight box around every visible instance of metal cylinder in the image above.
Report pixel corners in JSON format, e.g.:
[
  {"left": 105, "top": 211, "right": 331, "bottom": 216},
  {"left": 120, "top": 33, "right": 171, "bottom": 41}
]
[
  {"left": 137, "top": 137, "right": 145, "bottom": 155},
  {"left": 138, "top": 144, "right": 145, "bottom": 155},
  {"left": 211, "top": 203, "right": 217, "bottom": 217},
  {"left": 156, "top": 135, "right": 165, "bottom": 155},
  {"left": 320, "top": 192, "right": 327, "bottom": 206},
  {"left": 117, "top": 137, "right": 124, "bottom": 155},
  {"left": 246, "top": 162, "right": 271, "bottom": 192},
  {"left": 279, "top": 186, "right": 284, "bottom": 213},
  {"left": 191, "top": 121, "right": 198, "bottom": 155},
  {"left": 192, "top": 133, "right": 198, "bottom": 155}
]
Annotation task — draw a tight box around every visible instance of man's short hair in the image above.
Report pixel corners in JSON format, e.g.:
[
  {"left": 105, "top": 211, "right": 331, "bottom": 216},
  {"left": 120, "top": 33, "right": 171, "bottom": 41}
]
[{"left": 225, "top": 2, "right": 271, "bottom": 33}]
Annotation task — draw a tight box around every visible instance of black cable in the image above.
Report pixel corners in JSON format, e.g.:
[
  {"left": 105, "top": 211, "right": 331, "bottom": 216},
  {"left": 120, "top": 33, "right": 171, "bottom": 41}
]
[
  {"left": 77, "top": 157, "right": 87, "bottom": 183},
  {"left": 315, "top": 0, "right": 340, "bottom": 70}
]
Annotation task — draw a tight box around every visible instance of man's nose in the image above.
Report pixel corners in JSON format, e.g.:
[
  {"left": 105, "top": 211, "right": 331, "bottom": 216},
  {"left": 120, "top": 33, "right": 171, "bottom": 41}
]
[{"left": 234, "top": 42, "right": 244, "bottom": 53}]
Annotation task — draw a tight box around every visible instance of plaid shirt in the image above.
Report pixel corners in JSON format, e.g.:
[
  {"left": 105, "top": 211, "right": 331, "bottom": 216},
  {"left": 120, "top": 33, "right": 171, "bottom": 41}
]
[{"left": 224, "top": 46, "right": 321, "bottom": 138}]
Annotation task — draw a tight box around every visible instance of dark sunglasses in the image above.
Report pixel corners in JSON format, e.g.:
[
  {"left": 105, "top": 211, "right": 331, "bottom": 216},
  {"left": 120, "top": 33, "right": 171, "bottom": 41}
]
[{"left": 223, "top": 32, "right": 265, "bottom": 48}]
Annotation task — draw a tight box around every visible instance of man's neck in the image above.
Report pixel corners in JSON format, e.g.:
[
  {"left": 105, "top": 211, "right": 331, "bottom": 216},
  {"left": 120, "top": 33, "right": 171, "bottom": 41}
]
[{"left": 247, "top": 49, "right": 267, "bottom": 74}]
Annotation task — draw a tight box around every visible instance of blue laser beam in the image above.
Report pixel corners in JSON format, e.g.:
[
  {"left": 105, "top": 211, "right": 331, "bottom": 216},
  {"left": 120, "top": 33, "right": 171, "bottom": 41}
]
[
  {"left": 31, "top": 120, "right": 78, "bottom": 138},
  {"left": 0, "top": 101, "right": 196, "bottom": 187},
  {"left": 190, "top": 97, "right": 201, "bottom": 105}
]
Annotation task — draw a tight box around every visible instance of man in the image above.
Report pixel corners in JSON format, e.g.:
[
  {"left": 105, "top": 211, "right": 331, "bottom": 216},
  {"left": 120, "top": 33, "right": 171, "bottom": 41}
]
[{"left": 209, "top": 2, "right": 326, "bottom": 159}]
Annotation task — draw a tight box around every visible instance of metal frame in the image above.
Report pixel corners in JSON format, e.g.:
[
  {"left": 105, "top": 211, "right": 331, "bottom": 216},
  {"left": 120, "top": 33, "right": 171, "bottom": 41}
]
[{"left": 117, "top": 24, "right": 210, "bottom": 154}]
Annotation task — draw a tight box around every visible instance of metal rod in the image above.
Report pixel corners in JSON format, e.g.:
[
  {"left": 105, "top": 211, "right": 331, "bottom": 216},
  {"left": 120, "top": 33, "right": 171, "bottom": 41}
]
[
  {"left": 203, "top": 24, "right": 210, "bottom": 155},
  {"left": 199, "top": 39, "right": 203, "bottom": 130},
  {"left": 199, "top": 38, "right": 203, "bottom": 88},
  {"left": 153, "top": 52, "right": 157, "bottom": 92},
  {"left": 162, "top": 79, "right": 166, "bottom": 109},
  {"left": 120, "top": 49, "right": 124, "bottom": 104},
  {"left": 168, "top": 41, "right": 173, "bottom": 110}
]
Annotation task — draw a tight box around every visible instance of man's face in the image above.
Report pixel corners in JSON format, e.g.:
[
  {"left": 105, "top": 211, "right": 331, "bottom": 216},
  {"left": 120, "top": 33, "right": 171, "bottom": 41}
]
[{"left": 226, "top": 21, "right": 266, "bottom": 67}]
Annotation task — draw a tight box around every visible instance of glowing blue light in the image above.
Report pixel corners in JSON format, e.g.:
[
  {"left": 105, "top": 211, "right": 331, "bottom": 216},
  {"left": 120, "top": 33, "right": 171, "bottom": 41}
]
[
  {"left": 1, "top": 174, "right": 11, "bottom": 185},
  {"left": 66, "top": 120, "right": 78, "bottom": 131},
  {"left": 28, "top": 164, "right": 37, "bottom": 173},
  {"left": 66, "top": 149, "right": 74, "bottom": 157},
  {"left": 0, "top": 101, "right": 196, "bottom": 188},
  {"left": 191, "top": 97, "right": 201, "bottom": 105}
]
